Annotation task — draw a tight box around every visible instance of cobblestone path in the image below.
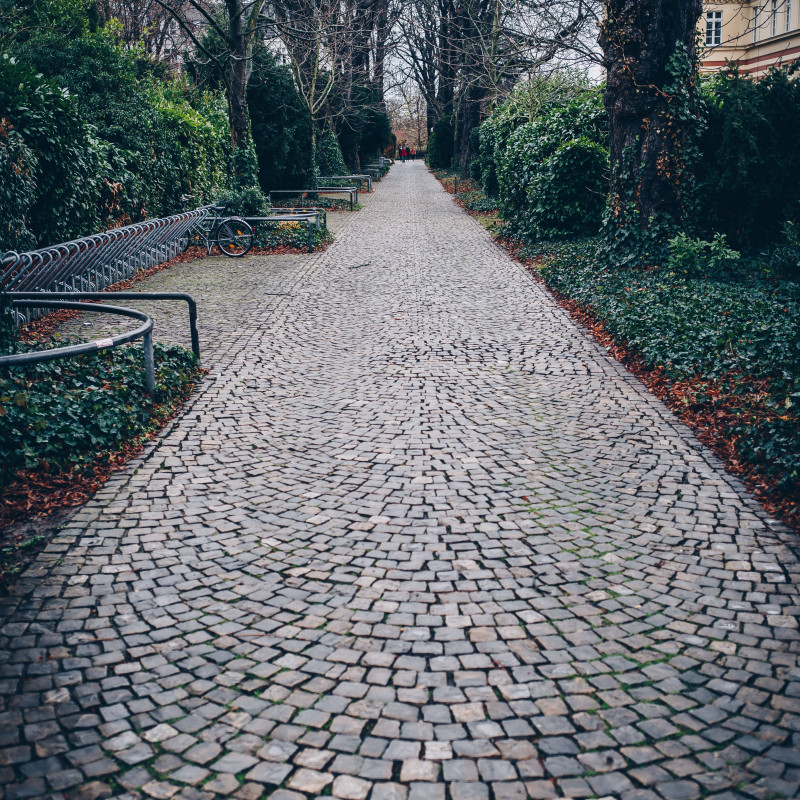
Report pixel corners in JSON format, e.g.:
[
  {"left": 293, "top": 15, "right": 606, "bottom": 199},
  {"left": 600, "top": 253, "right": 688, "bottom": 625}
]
[{"left": 2, "top": 162, "right": 800, "bottom": 800}]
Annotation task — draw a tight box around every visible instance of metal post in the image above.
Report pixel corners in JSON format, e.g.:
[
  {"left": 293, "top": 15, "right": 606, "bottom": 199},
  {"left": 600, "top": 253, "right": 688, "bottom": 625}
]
[
  {"left": 187, "top": 299, "right": 200, "bottom": 360},
  {"left": 307, "top": 220, "right": 313, "bottom": 253},
  {"left": 143, "top": 330, "right": 156, "bottom": 396}
]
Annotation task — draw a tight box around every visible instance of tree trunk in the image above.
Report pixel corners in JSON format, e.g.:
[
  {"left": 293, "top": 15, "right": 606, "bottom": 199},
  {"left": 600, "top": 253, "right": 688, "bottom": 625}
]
[
  {"left": 373, "top": 0, "right": 389, "bottom": 107},
  {"left": 227, "top": 0, "right": 251, "bottom": 152},
  {"left": 454, "top": 82, "right": 485, "bottom": 175},
  {"left": 599, "top": 0, "right": 703, "bottom": 226},
  {"left": 228, "top": 57, "right": 251, "bottom": 151}
]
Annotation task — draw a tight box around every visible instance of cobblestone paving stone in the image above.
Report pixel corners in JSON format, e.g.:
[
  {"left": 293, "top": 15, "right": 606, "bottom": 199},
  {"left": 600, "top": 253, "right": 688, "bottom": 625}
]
[{"left": 2, "top": 162, "right": 800, "bottom": 800}]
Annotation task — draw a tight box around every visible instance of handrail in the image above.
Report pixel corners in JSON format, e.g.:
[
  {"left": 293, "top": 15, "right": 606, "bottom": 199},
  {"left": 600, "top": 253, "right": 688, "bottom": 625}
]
[
  {"left": 0, "top": 299, "right": 157, "bottom": 395},
  {"left": 9, "top": 291, "right": 200, "bottom": 360},
  {"left": 268, "top": 188, "right": 358, "bottom": 211},
  {"left": 320, "top": 174, "right": 373, "bottom": 191}
]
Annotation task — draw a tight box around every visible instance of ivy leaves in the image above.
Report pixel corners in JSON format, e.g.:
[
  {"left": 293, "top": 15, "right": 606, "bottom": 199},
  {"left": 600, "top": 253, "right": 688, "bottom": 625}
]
[{"left": 0, "top": 342, "right": 200, "bottom": 485}]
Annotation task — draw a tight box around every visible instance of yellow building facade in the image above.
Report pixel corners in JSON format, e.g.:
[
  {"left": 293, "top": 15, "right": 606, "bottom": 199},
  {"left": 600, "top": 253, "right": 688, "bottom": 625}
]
[{"left": 701, "top": 1, "right": 800, "bottom": 76}]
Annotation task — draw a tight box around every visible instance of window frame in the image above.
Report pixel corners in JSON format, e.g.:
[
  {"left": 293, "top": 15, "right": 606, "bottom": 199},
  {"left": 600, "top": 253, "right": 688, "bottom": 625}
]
[{"left": 706, "top": 9, "right": 723, "bottom": 46}]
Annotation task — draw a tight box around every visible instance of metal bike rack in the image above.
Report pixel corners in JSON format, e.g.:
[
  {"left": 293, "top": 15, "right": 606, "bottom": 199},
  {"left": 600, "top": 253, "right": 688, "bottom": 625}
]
[
  {"left": 268, "top": 187, "right": 358, "bottom": 211},
  {"left": 1, "top": 213, "right": 206, "bottom": 389},
  {"left": 245, "top": 213, "right": 322, "bottom": 253},
  {"left": 1, "top": 207, "right": 209, "bottom": 302},
  {"left": 321, "top": 174, "right": 373, "bottom": 192}
]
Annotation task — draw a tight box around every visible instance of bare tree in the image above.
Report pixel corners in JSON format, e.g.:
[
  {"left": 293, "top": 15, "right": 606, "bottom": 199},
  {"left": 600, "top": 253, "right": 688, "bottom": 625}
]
[
  {"left": 273, "top": 0, "right": 394, "bottom": 169},
  {"left": 272, "top": 0, "right": 346, "bottom": 158},
  {"left": 152, "top": 0, "right": 271, "bottom": 157},
  {"left": 387, "top": 84, "right": 428, "bottom": 150},
  {"left": 392, "top": 0, "right": 602, "bottom": 169},
  {"left": 95, "top": 0, "right": 194, "bottom": 62}
]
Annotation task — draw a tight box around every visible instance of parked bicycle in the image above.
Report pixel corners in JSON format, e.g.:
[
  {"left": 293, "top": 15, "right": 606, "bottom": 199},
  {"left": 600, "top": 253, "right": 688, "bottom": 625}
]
[{"left": 179, "top": 196, "right": 254, "bottom": 257}]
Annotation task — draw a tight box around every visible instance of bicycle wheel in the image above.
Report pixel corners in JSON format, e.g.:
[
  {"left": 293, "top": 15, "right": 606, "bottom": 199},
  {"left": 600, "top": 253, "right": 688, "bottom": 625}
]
[{"left": 215, "top": 218, "right": 254, "bottom": 257}]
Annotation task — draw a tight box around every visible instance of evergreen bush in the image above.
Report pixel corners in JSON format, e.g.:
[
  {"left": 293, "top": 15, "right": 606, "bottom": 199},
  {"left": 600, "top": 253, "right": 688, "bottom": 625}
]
[
  {"left": 0, "top": 123, "right": 38, "bottom": 251},
  {"left": 0, "top": 34, "right": 232, "bottom": 248},
  {"left": 0, "top": 53, "right": 107, "bottom": 246},
  {"left": 316, "top": 126, "right": 348, "bottom": 177},
  {"left": 495, "top": 91, "right": 608, "bottom": 240},
  {"left": 697, "top": 67, "right": 800, "bottom": 250},
  {"left": 249, "top": 57, "right": 314, "bottom": 191}
]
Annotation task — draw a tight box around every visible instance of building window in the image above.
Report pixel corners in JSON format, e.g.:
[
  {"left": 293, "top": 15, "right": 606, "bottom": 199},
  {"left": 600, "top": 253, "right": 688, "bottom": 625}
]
[
  {"left": 706, "top": 10, "right": 722, "bottom": 45},
  {"left": 788, "top": 0, "right": 793, "bottom": 32},
  {"left": 754, "top": 4, "right": 760, "bottom": 42},
  {"left": 773, "top": 0, "right": 778, "bottom": 36}
]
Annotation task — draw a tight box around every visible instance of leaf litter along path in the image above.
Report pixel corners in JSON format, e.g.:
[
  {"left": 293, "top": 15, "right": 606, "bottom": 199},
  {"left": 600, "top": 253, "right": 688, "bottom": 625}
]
[{"left": 2, "top": 162, "right": 799, "bottom": 800}]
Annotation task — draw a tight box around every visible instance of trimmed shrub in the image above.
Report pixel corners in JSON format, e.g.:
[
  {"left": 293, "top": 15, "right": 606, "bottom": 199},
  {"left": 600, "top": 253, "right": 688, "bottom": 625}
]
[
  {"left": 2, "top": 31, "right": 231, "bottom": 247},
  {"left": 15, "top": 32, "right": 231, "bottom": 221},
  {"left": 529, "top": 137, "right": 608, "bottom": 237},
  {"left": 316, "top": 126, "right": 348, "bottom": 177},
  {"left": 496, "top": 91, "right": 608, "bottom": 240},
  {"left": 214, "top": 186, "right": 268, "bottom": 217},
  {"left": 472, "top": 74, "right": 594, "bottom": 197},
  {"left": 0, "top": 53, "right": 107, "bottom": 246}
]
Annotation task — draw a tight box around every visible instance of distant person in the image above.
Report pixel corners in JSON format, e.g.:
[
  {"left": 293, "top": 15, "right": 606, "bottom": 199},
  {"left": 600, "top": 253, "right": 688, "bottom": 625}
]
[
  {"left": 411, "top": 148, "right": 416, "bottom": 160},
  {"left": 400, "top": 146, "right": 407, "bottom": 163}
]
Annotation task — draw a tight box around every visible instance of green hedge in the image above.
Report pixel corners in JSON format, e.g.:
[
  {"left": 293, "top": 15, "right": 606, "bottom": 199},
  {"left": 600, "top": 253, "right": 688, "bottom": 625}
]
[
  {"left": 0, "top": 53, "right": 107, "bottom": 248},
  {"left": 1, "top": 33, "right": 231, "bottom": 249},
  {"left": 0, "top": 121, "right": 38, "bottom": 251},
  {"left": 249, "top": 56, "right": 315, "bottom": 191},
  {"left": 316, "top": 126, "right": 348, "bottom": 176},
  {"left": 697, "top": 67, "right": 800, "bottom": 249},
  {"left": 493, "top": 91, "right": 608, "bottom": 240},
  {"left": 475, "top": 68, "right": 800, "bottom": 251}
]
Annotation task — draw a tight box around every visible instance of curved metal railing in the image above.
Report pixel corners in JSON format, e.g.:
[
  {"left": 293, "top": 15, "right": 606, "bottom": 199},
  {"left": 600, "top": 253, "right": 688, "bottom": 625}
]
[{"left": 0, "top": 299, "right": 157, "bottom": 394}]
